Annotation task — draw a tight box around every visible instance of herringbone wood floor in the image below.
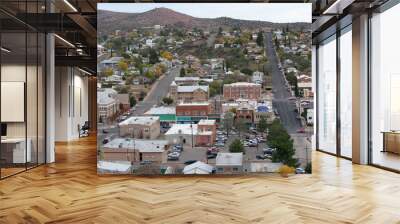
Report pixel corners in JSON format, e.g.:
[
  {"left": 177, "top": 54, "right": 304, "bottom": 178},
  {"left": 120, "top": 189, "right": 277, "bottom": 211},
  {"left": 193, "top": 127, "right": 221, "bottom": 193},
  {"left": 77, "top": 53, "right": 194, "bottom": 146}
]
[{"left": 1, "top": 136, "right": 400, "bottom": 224}]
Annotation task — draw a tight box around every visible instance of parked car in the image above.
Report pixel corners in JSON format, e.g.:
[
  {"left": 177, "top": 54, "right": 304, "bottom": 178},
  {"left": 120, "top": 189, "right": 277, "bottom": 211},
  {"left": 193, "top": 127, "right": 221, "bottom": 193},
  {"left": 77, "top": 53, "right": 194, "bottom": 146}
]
[
  {"left": 295, "top": 167, "right": 306, "bottom": 174},
  {"left": 102, "top": 138, "right": 110, "bottom": 144},
  {"left": 297, "top": 128, "right": 305, "bottom": 133},
  {"left": 140, "top": 160, "right": 152, "bottom": 165},
  {"left": 102, "top": 129, "right": 109, "bottom": 134},
  {"left": 215, "top": 142, "right": 225, "bottom": 147},
  {"left": 263, "top": 147, "right": 275, "bottom": 155},
  {"left": 256, "top": 155, "right": 268, "bottom": 160}
]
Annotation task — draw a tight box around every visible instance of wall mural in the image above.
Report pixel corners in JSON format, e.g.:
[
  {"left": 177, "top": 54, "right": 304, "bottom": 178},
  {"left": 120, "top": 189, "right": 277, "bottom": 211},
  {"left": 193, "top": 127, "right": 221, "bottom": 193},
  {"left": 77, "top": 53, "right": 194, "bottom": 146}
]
[{"left": 97, "top": 3, "right": 312, "bottom": 175}]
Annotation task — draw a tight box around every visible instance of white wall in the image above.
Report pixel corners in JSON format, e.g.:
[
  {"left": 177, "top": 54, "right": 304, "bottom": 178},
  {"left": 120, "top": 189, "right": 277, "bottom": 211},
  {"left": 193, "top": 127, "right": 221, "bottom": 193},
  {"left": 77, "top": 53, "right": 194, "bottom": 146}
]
[{"left": 55, "top": 67, "right": 89, "bottom": 141}]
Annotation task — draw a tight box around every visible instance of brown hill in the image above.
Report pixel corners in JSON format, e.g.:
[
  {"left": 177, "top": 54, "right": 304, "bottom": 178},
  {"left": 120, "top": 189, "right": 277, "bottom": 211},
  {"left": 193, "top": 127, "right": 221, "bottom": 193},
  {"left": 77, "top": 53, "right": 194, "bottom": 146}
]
[{"left": 98, "top": 7, "right": 309, "bottom": 35}]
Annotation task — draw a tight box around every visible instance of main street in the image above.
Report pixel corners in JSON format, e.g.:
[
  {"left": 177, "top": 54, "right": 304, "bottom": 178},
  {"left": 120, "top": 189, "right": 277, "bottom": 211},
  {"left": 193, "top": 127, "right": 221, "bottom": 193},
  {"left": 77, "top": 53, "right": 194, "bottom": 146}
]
[
  {"left": 133, "top": 65, "right": 180, "bottom": 115},
  {"left": 98, "top": 65, "right": 180, "bottom": 143},
  {"left": 264, "top": 32, "right": 301, "bottom": 134}
]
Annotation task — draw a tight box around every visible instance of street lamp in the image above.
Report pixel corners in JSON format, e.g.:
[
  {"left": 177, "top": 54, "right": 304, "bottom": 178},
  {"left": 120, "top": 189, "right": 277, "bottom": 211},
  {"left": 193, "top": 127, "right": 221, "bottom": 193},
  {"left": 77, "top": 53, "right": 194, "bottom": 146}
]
[{"left": 190, "top": 123, "right": 194, "bottom": 149}]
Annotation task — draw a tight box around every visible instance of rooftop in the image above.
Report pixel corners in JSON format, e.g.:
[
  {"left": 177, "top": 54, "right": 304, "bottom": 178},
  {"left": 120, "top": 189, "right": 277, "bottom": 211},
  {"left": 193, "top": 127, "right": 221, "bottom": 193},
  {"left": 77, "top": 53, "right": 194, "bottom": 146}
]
[
  {"left": 183, "top": 161, "right": 214, "bottom": 174},
  {"left": 175, "top": 77, "right": 200, "bottom": 82},
  {"left": 165, "top": 124, "right": 198, "bottom": 136},
  {"left": 103, "top": 138, "right": 168, "bottom": 153},
  {"left": 177, "top": 85, "right": 208, "bottom": 93},
  {"left": 119, "top": 116, "right": 159, "bottom": 126},
  {"left": 198, "top": 119, "right": 216, "bottom": 126},
  {"left": 144, "top": 106, "right": 176, "bottom": 115},
  {"left": 177, "top": 102, "right": 210, "bottom": 106},
  {"left": 224, "top": 82, "right": 261, "bottom": 87},
  {"left": 216, "top": 153, "right": 243, "bottom": 166}
]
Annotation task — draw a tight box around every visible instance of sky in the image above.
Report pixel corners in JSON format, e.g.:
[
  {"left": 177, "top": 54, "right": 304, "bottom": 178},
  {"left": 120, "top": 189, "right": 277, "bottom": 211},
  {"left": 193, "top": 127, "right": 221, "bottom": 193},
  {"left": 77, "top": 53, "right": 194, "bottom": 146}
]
[{"left": 98, "top": 3, "right": 311, "bottom": 23}]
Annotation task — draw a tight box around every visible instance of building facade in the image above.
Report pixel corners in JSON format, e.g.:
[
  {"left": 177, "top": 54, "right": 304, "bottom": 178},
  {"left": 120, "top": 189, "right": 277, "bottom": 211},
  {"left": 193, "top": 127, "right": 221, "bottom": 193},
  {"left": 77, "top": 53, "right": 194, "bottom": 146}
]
[{"left": 223, "top": 82, "right": 261, "bottom": 101}]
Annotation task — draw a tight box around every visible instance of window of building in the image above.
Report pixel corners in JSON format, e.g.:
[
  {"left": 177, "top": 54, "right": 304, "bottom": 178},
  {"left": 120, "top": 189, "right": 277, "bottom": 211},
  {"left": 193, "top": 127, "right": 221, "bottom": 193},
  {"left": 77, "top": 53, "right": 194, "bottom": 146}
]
[
  {"left": 370, "top": 4, "right": 400, "bottom": 171},
  {"left": 317, "top": 35, "right": 337, "bottom": 154}
]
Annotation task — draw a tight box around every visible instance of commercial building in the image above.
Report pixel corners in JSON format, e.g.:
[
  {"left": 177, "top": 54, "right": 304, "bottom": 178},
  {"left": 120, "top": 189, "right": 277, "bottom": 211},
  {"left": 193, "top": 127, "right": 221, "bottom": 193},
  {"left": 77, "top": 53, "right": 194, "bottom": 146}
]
[
  {"left": 223, "top": 82, "right": 261, "bottom": 101},
  {"left": 165, "top": 119, "right": 216, "bottom": 146},
  {"left": 169, "top": 82, "right": 209, "bottom": 103},
  {"left": 118, "top": 116, "right": 160, "bottom": 139},
  {"left": 176, "top": 102, "right": 211, "bottom": 123},
  {"left": 102, "top": 138, "right": 169, "bottom": 164},
  {"left": 216, "top": 153, "right": 243, "bottom": 174}
]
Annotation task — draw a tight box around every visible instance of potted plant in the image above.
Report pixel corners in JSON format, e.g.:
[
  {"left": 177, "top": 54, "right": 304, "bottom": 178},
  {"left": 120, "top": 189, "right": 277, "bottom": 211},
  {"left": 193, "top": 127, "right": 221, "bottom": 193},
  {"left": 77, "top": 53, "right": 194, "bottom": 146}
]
[{"left": 278, "top": 165, "right": 294, "bottom": 178}]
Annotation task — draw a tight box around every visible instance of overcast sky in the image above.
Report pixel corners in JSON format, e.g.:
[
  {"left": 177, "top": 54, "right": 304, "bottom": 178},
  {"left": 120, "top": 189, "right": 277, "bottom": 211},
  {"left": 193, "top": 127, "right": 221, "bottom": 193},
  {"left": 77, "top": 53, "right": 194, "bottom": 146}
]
[{"left": 98, "top": 3, "right": 311, "bottom": 23}]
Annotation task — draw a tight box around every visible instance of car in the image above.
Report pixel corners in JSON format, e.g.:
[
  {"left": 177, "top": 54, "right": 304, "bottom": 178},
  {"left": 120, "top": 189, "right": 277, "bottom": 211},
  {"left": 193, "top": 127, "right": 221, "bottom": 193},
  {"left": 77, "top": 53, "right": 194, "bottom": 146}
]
[
  {"left": 288, "top": 97, "right": 296, "bottom": 101},
  {"left": 102, "top": 138, "right": 110, "bottom": 144},
  {"left": 256, "top": 155, "right": 268, "bottom": 160},
  {"left": 295, "top": 167, "right": 306, "bottom": 174},
  {"left": 140, "top": 160, "right": 152, "bottom": 165},
  {"left": 297, "top": 128, "right": 305, "bottom": 133},
  {"left": 102, "top": 129, "right": 109, "bottom": 134},
  {"left": 263, "top": 147, "right": 275, "bottom": 155},
  {"left": 242, "top": 142, "right": 249, "bottom": 147},
  {"left": 184, "top": 160, "right": 197, "bottom": 165},
  {"left": 215, "top": 142, "right": 225, "bottom": 147}
]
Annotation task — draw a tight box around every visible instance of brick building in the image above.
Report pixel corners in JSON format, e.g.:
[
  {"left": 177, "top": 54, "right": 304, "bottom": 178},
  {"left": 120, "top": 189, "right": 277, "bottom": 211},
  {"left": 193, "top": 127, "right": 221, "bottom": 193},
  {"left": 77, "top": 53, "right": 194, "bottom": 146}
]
[
  {"left": 118, "top": 116, "right": 160, "bottom": 139},
  {"left": 176, "top": 102, "right": 212, "bottom": 123},
  {"left": 223, "top": 82, "right": 261, "bottom": 101},
  {"left": 170, "top": 82, "right": 209, "bottom": 103}
]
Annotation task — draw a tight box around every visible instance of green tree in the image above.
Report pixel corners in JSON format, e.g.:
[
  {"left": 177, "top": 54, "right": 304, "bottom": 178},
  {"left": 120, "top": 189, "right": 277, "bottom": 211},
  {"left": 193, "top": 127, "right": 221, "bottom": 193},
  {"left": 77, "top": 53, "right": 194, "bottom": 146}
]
[
  {"left": 240, "top": 68, "right": 253, "bottom": 76},
  {"left": 162, "top": 97, "right": 173, "bottom": 105},
  {"left": 268, "top": 119, "right": 298, "bottom": 167},
  {"left": 235, "top": 118, "right": 247, "bottom": 138},
  {"left": 179, "top": 67, "right": 186, "bottom": 77},
  {"left": 209, "top": 80, "right": 222, "bottom": 97},
  {"left": 129, "top": 95, "right": 136, "bottom": 107},
  {"left": 149, "top": 49, "right": 159, "bottom": 64},
  {"left": 229, "top": 139, "right": 244, "bottom": 153},
  {"left": 222, "top": 112, "right": 235, "bottom": 137},
  {"left": 257, "top": 116, "right": 268, "bottom": 134},
  {"left": 256, "top": 31, "right": 264, "bottom": 47}
]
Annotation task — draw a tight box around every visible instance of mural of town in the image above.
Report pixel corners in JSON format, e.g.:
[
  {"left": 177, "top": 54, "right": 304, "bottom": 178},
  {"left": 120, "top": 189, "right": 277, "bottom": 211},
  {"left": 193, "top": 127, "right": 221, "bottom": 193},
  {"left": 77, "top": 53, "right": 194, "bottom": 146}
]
[{"left": 97, "top": 4, "right": 312, "bottom": 175}]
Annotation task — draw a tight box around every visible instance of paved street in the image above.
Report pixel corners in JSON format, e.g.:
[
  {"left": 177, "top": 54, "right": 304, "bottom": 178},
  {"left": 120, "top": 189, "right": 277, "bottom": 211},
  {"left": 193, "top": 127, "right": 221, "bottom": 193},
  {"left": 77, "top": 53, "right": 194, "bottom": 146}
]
[
  {"left": 264, "top": 32, "right": 301, "bottom": 134},
  {"left": 133, "top": 66, "right": 180, "bottom": 115}
]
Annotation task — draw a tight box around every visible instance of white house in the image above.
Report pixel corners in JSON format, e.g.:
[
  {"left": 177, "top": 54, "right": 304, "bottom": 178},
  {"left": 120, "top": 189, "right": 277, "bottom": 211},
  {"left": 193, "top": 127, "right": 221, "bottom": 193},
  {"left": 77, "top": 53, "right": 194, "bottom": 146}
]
[{"left": 216, "top": 153, "right": 243, "bottom": 174}]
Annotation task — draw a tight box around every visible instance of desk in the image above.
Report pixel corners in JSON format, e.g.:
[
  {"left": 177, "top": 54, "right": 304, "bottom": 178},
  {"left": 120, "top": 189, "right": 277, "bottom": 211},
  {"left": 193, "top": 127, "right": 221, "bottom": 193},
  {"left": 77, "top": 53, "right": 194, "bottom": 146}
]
[
  {"left": 1, "top": 138, "right": 31, "bottom": 164},
  {"left": 382, "top": 131, "right": 400, "bottom": 154}
]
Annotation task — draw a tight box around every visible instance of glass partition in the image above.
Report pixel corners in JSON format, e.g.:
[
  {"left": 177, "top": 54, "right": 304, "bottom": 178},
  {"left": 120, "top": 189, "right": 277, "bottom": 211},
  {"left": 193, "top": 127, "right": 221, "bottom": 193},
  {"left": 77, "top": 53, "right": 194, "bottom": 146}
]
[
  {"left": 317, "top": 35, "right": 337, "bottom": 154},
  {"left": 370, "top": 3, "right": 400, "bottom": 171},
  {"left": 339, "top": 26, "right": 352, "bottom": 158},
  {"left": 0, "top": 2, "right": 46, "bottom": 179}
]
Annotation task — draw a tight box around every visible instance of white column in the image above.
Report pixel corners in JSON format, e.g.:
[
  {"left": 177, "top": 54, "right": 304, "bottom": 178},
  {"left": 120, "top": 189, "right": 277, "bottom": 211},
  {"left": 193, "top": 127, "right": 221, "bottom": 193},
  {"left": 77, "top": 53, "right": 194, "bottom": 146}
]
[
  {"left": 352, "top": 14, "right": 369, "bottom": 164},
  {"left": 46, "top": 33, "right": 55, "bottom": 163}
]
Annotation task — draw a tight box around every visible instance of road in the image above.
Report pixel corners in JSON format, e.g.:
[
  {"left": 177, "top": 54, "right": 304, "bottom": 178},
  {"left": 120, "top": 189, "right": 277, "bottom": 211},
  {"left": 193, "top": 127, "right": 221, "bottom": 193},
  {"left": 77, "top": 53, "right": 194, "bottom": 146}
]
[
  {"left": 264, "top": 32, "right": 301, "bottom": 134},
  {"left": 98, "top": 66, "right": 180, "bottom": 143},
  {"left": 133, "top": 65, "right": 180, "bottom": 115}
]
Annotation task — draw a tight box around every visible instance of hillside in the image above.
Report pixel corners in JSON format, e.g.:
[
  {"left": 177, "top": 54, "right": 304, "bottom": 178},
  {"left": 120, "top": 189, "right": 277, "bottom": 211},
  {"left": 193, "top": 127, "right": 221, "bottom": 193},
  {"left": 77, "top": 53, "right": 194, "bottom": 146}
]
[{"left": 98, "top": 7, "right": 309, "bottom": 35}]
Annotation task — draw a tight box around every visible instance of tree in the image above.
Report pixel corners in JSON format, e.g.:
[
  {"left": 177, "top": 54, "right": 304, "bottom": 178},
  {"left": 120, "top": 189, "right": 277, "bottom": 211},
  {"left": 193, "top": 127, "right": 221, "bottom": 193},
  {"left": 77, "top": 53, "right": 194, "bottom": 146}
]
[
  {"left": 229, "top": 139, "right": 244, "bottom": 153},
  {"left": 162, "top": 97, "right": 173, "bottom": 105},
  {"left": 104, "top": 67, "right": 113, "bottom": 77},
  {"left": 222, "top": 112, "right": 235, "bottom": 137},
  {"left": 118, "top": 61, "right": 128, "bottom": 72},
  {"left": 209, "top": 80, "right": 222, "bottom": 97},
  {"left": 257, "top": 116, "right": 268, "bottom": 134},
  {"left": 235, "top": 118, "right": 247, "bottom": 138},
  {"left": 268, "top": 119, "right": 298, "bottom": 167},
  {"left": 129, "top": 95, "right": 137, "bottom": 107},
  {"left": 180, "top": 67, "right": 186, "bottom": 77},
  {"left": 149, "top": 49, "right": 159, "bottom": 64},
  {"left": 161, "top": 51, "right": 173, "bottom": 61},
  {"left": 256, "top": 31, "right": 264, "bottom": 47},
  {"left": 240, "top": 68, "right": 253, "bottom": 76}
]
